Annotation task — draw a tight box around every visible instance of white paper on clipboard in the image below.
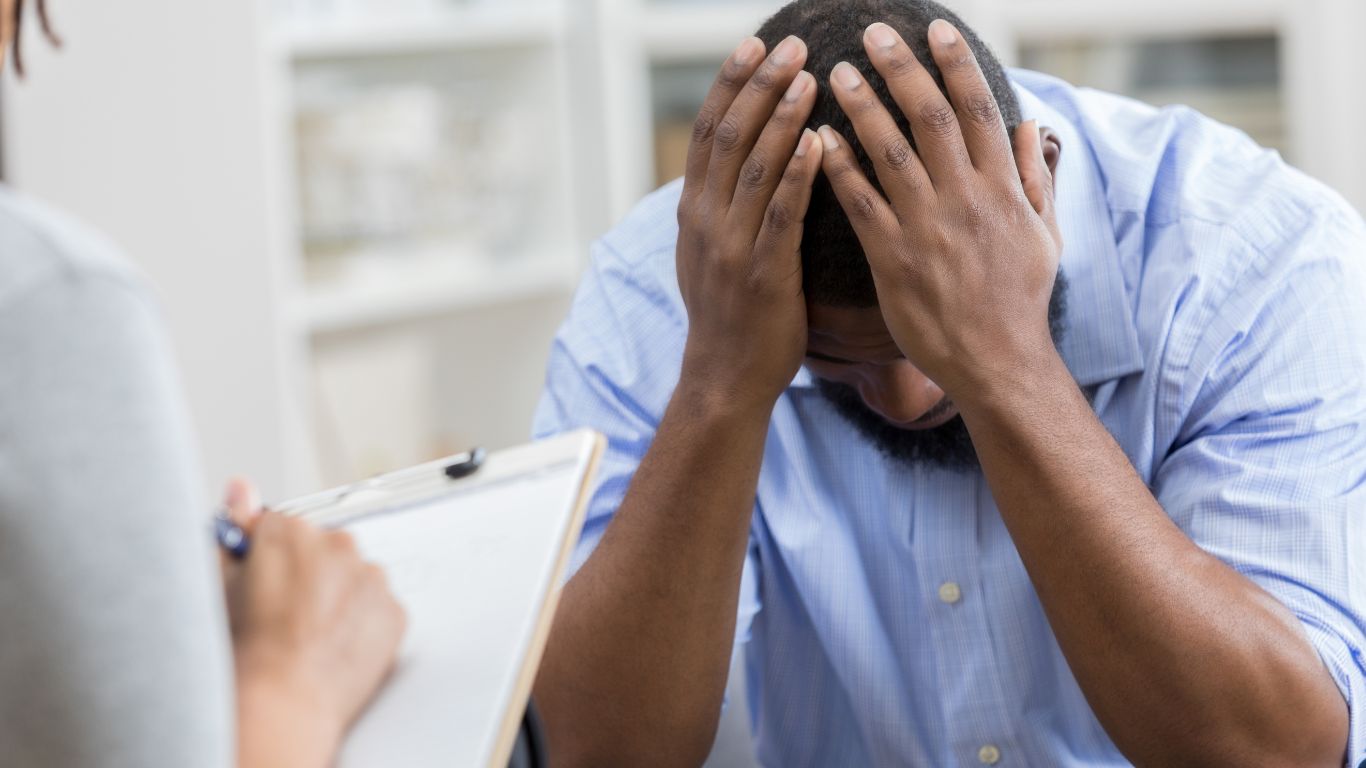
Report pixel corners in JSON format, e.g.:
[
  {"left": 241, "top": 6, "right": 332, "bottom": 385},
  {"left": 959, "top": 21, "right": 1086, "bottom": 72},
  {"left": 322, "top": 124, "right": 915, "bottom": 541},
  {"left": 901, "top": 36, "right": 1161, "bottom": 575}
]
[{"left": 275, "top": 429, "right": 603, "bottom": 768}]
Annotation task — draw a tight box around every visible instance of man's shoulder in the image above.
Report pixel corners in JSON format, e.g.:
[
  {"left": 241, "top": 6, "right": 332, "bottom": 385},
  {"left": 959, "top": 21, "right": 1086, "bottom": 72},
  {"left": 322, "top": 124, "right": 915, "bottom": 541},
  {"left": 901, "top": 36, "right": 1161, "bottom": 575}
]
[
  {"left": 1028, "top": 72, "right": 1362, "bottom": 254},
  {"left": 598, "top": 178, "right": 684, "bottom": 268},
  {"left": 0, "top": 186, "right": 150, "bottom": 314},
  {"left": 576, "top": 178, "right": 686, "bottom": 325}
]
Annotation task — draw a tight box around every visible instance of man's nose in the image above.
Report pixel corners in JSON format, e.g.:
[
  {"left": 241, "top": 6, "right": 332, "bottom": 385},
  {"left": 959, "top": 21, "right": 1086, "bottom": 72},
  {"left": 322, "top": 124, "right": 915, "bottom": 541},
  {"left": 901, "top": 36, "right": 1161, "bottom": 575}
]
[{"left": 857, "top": 361, "right": 944, "bottom": 425}]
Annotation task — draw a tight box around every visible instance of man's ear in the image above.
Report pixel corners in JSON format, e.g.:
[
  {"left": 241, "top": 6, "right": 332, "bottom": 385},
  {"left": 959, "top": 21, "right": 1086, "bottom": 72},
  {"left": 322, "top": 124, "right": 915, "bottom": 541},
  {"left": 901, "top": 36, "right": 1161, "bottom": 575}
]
[{"left": 1040, "top": 125, "right": 1062, "bottom": 179}]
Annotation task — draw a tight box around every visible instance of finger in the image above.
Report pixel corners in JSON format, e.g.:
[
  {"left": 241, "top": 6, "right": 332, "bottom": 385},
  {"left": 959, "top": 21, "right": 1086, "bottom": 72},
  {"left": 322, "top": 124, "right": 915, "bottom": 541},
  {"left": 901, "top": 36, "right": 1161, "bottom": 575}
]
[
  {"left": 752, "top": 128, "right": 823, "bottom": 269},
  {"left": 1013, "top": 120, "right": 1062, "bottom": 245},
  {"left": 222, "top": 476, "right": 263, "bottom": 532},
  {"left": 1012, "top": 120, "right": 1049, "bottom": 216},
  {"left": 681, "top": 37, "right": 767, "bottom": 206},
  {"left": 827, "top": 60, "right": 930, "bottom": 210},
  {"left": 859, "top": 22, "right": 970, "bottom": 187},
  {"left": 817, "top": 126, "right": 900, "bottom": 255},
  {"left": 326, "top": 528, "right": 360, "bottom": 559},
  {"left": 704, "top": 35, "right": 809, "bottom": 206},
  {"left": 729, "top": 70, "right": 818, "bottom": 234},
  {"left": 236, "top": 511, "right": 292, "bottom": 585},
  {"left": 256, "top": 512, "right": 316, "bottom": 556},
  {"left": 925, "top": 19, "right": 1014, "bottom": 173}
]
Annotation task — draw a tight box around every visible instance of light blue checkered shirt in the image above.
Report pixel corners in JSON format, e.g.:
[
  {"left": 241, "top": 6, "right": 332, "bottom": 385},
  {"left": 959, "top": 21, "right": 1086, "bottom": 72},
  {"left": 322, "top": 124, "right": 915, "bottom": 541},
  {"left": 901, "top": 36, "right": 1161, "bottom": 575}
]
[{"left": 533, "top": 69, "right": 1366, "bottom": 766}]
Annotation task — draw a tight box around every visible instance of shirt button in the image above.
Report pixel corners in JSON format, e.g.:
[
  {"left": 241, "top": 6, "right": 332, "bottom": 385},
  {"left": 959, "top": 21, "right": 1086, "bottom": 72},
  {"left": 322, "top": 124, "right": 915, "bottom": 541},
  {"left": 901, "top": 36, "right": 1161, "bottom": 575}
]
[
  {"left": 978, "top": 744, "right": 1001, "bottom": 765},
  {"left": 937, "top": 581, "right": 962, "bottom": 605}
]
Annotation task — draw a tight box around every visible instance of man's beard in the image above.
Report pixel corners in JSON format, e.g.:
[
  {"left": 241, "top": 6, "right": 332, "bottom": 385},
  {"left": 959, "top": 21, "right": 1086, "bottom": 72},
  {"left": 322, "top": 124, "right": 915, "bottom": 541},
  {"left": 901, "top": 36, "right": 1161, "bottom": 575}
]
[{"left": 817, "top": 270, "right": 1070, "bottom": 473}]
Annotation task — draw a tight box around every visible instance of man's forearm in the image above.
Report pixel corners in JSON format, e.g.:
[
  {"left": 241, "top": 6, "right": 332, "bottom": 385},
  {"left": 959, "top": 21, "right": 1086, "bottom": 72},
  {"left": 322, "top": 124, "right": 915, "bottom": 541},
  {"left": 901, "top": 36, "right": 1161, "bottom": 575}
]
[
  {"left": 535, "top": 381, "right": 772, "bottom": 767},
  {"left": 958, "top": 351, "right": 1347, "bottom": 767}
]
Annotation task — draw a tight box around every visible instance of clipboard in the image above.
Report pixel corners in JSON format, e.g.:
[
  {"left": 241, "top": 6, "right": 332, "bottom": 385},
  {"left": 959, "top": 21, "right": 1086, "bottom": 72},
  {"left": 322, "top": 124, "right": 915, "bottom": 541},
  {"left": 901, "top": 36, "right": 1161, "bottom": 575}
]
[{"left": 274, "top": 428, "right": 604, "bottom": 768}]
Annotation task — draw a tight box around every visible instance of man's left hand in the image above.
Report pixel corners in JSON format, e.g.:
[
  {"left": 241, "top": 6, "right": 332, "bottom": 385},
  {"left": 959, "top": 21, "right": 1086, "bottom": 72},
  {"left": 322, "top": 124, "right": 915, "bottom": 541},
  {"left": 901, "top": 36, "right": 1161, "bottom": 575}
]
[{"left": 819, "top": 19, "right": 1062, "bottom": 401}]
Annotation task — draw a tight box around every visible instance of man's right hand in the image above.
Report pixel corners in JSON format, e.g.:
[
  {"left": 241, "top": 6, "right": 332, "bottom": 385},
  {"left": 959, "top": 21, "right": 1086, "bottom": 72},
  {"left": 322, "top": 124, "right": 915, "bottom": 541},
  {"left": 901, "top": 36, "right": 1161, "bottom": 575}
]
[
  {"left": 221, "top": 478, "right": 407, "bottom": 768},
  {"left": 676, "top": 34, "right": 822, "bottom": 414}
]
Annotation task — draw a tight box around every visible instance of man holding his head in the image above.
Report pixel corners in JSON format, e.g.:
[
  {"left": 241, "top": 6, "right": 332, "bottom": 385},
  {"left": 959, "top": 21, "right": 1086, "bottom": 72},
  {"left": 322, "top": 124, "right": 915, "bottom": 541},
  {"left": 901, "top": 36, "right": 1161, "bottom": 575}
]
[{"left": 534, "top": 0, "right": 1366, "bottom": 765}]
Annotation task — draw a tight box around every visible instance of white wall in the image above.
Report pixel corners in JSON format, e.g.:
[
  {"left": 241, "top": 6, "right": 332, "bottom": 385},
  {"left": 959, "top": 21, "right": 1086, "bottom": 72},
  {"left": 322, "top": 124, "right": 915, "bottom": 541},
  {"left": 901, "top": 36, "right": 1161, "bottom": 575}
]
[{"left": 0, "top": 0, "right": 308, "bottom": 499}]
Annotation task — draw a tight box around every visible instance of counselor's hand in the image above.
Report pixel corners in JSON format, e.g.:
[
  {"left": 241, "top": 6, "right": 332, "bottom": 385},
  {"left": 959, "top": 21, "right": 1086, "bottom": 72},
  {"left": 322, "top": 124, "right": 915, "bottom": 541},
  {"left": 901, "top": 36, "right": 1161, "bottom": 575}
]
[
  {"left": 221, "top": 478, "right": 407, "bottom": 768},
  {"left": 677, "top": 34, "right": 823, "bottom": 413},
  {"left": 818, "top": 19, "right": 1063, "bottom": 401}
]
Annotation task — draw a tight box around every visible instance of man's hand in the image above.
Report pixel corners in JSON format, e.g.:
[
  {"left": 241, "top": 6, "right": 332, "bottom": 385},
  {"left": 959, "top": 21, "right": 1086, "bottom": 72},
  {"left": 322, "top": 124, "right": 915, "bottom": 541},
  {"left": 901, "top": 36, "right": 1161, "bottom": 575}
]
[
  {"left": 676, "top": 34, "right": 823, "bottom": 414},
  {"left": 221, "top": 478, "right": 407, "bottom": 768},
  {"left": 811, "top": 21, "right": 1350, "bottom": 767},
  {"left": 817, "top": 19, "right": 1061, "bottom": 401}
]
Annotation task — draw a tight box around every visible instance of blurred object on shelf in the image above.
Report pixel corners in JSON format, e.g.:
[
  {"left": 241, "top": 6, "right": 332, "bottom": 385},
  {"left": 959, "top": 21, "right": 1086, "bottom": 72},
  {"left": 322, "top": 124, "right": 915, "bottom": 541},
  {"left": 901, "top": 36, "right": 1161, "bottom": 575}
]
[
  {"left": 651, "top": 61, "right": 722, "bottom": 186},
  {"left": 295, "top": 82, "right": 448, "bottom": 251},
  {"left": 310, "top": 326, "right": 437, "bottom": 484},
  {"left": 1020, "top": 35, "right": 1287, "bottom": 156},
  {"left": 654, "top": 121, "right": 691, "bottom": 188},
  {"left": 274, "top": 0, "right": 532, "bottom": 24},
  {"left": 292, "top": 52, "right": 546, "bottom": 278}
]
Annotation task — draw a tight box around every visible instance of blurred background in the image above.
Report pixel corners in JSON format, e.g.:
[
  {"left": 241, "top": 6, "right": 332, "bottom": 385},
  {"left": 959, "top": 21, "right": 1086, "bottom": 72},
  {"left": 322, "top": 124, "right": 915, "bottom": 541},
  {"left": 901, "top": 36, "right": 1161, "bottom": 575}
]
[{"left": 2, "top": 0, "right": 1363, "bottom": 499}]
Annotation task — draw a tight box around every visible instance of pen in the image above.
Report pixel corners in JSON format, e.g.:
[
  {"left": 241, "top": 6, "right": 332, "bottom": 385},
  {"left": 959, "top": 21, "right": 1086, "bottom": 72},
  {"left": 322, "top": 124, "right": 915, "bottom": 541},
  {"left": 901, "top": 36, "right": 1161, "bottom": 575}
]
[{"left": 215, "top": 511, "right": 251, "bottom": 560}]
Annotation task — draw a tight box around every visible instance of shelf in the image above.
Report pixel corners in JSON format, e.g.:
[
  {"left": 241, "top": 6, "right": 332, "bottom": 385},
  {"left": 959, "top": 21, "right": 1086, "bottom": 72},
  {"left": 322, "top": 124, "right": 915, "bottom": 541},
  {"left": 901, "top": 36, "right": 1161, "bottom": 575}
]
[
  {"left": 279, "top": 6, "right": 565, "bottom": 60},
  {"left": 641, "top": 4, "right": 780, "bottom": 62},
  {"left": 997, "top": 0, "right": 1288, "bottom": 40},
  {"left": 300, "top": 249, "right": 579, "bottom": 335}
]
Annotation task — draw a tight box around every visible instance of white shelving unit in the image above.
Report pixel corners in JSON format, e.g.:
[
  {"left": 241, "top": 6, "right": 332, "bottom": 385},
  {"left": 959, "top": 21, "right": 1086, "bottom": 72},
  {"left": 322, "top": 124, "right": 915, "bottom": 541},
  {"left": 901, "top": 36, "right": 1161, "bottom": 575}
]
[
  {"left": 2, "top": 0, "right": 593, "bottom": 496},
  {"left": 640, "top": 4, "right": 777, "bottom": 62},
  {"left": 268, "top": 2, "right": 587, "bottom": 486},
  {"left": 279, "top": 7, "right": 566, "bottom": 60},
  {"left": 299, "top": 249, "right": 579, "bottom": 335}
]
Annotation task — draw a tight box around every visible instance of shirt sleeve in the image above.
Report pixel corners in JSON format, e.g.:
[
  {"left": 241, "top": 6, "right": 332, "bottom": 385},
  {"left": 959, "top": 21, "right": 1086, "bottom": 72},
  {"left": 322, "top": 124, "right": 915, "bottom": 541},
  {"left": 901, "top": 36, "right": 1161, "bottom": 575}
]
[
  {"left": 1150, "top": 231, "right": 1366, "bottom": 766},
  {"left": 532, "top": 238, "right": 763, "bottom": 649},
  {"left": 0, "top": 270, "right": 233, "bottom": 768}
]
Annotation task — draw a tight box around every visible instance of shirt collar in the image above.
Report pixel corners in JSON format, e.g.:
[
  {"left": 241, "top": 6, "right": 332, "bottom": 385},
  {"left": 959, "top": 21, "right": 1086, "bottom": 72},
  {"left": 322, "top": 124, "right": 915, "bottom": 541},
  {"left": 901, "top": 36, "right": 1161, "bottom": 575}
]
[
  {"left": 790, "top": 76, "right": 1144, "bottom": 392},
  {"left": 1016, "top": 77, "right": 1145, "bottom": 388}
]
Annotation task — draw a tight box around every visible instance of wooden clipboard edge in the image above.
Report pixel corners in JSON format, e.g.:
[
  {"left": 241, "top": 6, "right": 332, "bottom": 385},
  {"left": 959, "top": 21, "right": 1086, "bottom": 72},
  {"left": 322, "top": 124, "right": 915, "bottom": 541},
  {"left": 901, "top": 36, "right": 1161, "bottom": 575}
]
[{"left": 485, "top": 429, "right": 606, "bottom": 768}]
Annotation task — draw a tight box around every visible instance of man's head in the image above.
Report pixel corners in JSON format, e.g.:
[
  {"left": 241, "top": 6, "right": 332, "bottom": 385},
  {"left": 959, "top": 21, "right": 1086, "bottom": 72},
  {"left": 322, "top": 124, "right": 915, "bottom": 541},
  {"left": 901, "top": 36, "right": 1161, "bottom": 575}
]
[{"left": 755, "top": 0, "right": 1066, "bottom": 471}]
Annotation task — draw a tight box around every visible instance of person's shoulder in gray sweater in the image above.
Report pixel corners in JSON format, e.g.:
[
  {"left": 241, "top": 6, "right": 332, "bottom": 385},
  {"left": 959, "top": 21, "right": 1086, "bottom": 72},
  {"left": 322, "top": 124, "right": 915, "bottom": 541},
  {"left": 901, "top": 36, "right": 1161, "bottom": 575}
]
[{"left": 0, "top": 186, "right": 233, "bottom": 768}]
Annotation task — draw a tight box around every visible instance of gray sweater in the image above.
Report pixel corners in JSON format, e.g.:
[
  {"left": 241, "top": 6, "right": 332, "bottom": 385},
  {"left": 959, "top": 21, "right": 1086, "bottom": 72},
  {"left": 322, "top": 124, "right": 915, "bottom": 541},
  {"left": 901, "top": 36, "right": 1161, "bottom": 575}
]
[{"left": 0, "top": 187, "right": 232, "bottom": 767}]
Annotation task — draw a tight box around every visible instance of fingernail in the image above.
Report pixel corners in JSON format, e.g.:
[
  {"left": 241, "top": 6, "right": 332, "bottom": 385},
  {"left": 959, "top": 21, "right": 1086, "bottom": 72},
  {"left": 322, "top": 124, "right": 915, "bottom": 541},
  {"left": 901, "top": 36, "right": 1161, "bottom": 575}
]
[
  {"left": 866, "top": 22, "right": 897, "bottom": 50},
  {"left": 929, "top": 19, "right": 958, "bottom": 46},
  {"left": 785, "top": 71, "right": 811, "bottom": 102},
  {"left": 796, "top": 128, "right": 816, "bottom": 157},
  {"left": 833, "top": 61, "right": 862, "bottom": 91},
  {"left": 223, "top": 483, "right": 243, "bottom": 507},
  {"left": 818, "top": 125, "right": 840, "bottom": 151},
  {"left": 733, "top": 36, "right": 762, "bottom": 66},
  {"left": 772, "top": 35, "right": 803, "bottom": 65}
]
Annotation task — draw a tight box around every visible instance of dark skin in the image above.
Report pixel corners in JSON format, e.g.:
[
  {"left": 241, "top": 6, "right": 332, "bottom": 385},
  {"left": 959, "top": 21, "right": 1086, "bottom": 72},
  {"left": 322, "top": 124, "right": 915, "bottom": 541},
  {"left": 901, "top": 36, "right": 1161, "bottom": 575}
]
[{"left": 534, "top": 21, "right": 1349, "bottom": 768}]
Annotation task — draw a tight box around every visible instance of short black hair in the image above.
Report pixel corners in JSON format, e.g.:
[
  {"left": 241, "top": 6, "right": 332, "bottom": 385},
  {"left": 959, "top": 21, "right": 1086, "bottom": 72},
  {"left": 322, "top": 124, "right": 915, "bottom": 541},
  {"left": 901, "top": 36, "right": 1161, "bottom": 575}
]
[{"left": 755, "top": 0, "right": 1021, "bottom": 306}]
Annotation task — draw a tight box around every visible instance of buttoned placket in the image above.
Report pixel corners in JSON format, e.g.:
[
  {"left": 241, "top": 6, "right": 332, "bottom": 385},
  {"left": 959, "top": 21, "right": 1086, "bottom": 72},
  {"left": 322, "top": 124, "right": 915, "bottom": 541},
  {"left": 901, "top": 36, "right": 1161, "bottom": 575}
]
[{"left": 908, "top": 468, "right": 1021, "bottom": 765}]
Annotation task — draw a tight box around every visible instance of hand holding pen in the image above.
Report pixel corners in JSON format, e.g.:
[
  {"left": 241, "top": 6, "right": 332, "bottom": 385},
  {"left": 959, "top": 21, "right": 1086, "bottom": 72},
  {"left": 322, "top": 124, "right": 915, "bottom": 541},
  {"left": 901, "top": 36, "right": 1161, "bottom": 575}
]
[{"left": 217, "top": 477, "right": 408, "bottom": 767}]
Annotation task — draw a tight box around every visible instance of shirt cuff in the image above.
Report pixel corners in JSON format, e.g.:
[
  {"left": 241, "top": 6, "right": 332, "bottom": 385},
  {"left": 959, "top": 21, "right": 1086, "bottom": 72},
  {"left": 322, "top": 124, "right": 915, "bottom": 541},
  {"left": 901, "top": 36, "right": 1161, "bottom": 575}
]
[{"left": 1299, "top": 614, "right": 1365, "bottom": 767}]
